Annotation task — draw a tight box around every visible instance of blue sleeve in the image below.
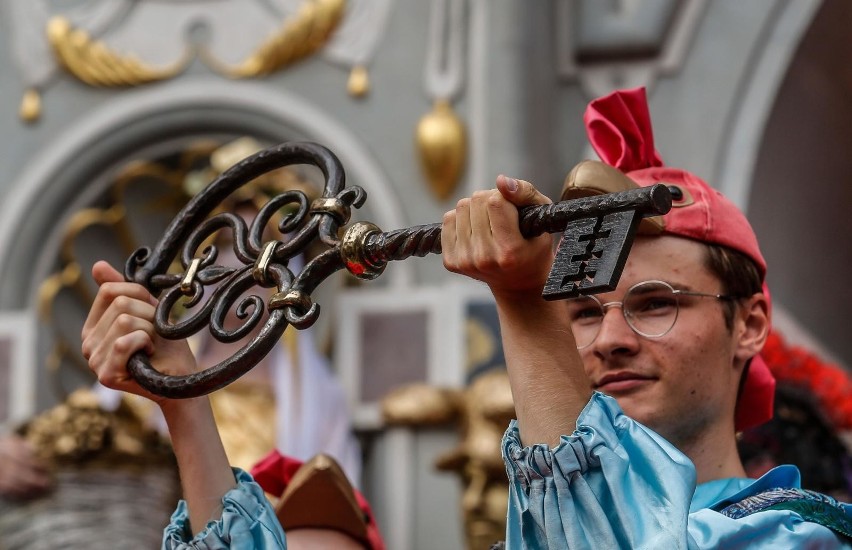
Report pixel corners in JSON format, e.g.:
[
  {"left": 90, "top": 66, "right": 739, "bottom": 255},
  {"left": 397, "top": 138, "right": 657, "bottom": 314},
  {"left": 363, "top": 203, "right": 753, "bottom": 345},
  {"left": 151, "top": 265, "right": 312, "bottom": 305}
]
[
  {"left": 162, "top": 468, "right": 287, "bottom": 550},
  {"left": 502, "top": 392, "right": 696, "bottom": 549},
  {"left": 502, "top": 393, "right": 852, "bottom": 549},
  {"left": 688, "top": 506, "right": 852, "bottom": 548}
]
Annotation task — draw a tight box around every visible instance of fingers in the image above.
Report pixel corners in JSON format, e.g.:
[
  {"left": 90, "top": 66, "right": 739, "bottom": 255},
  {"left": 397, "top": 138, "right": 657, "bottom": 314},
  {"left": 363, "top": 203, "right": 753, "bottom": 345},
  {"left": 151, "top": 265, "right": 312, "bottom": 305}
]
[
  {"left": 82, "top": 292, "right": 156, "bottom": 360},
  {"left": 484, "top": 188, "right": 523, "bottom": 256},
  {"left": 443, "top": 193, "right": 489, "bottom": 275},
  {"left": 82, "top": 261, "right": 200, "bottom": 404},
  {"left": 92, "top": 260, "right": 124, "bottom": 285},
  {"left": 496, "top": 175, "right": 551, "bottom": 207},
  {"left": 469, "top": 190, "right": 500, "bottom": 271},
  {"left": 82, "top": 264, "right": 159, "bottom": 396},
  {"left": 100, "top": 314, "right": 156, "bottom": 368},
  {"left": 441, "top": 208, "right": 458, "bottom": 266},
  {"left": 84, "top": 307, "right": 156, "bottom": 369},
  {"left": 442, "top": 176, "right": 554, "bottom": 294},
  {"left": 442, "top": 197, "right": 473, "bottom": 274},
  {"left": 442, "top": 187, "right": 523, "bottom": 276},
  {"left": 82, "top": 276, "right": 155, "bottom": 347}
]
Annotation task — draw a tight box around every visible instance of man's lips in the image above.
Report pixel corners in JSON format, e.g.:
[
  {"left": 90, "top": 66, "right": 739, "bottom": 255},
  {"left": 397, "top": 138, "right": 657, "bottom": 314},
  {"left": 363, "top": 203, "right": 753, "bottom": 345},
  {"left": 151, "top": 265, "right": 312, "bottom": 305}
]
[{"left": 594, "top": 372, "right": 657, "bottom": 393}]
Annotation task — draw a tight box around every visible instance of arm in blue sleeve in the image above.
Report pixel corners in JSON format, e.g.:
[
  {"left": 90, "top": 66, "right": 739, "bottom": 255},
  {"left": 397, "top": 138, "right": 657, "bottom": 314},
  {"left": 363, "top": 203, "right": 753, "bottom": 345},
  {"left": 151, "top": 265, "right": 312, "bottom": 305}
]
[
  {"left": 163, "top": 469, "right": 287, "bottom": 549},
  {"left": 502, "top": 392, "right": 696, "bottom": 549}
]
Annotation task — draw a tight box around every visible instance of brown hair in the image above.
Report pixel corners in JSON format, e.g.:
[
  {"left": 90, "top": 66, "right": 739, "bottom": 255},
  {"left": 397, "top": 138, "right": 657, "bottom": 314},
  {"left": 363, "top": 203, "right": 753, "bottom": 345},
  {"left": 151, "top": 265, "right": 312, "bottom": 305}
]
[{"left": 703, "top": 244, "right": 763, "bottom": 330}]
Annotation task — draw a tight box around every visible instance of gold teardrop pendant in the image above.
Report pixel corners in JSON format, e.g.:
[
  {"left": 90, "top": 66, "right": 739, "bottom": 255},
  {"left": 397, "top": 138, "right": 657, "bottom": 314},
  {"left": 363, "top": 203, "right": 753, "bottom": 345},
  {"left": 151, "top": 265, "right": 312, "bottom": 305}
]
[
  {"left": 347, "top": 65, "right": 370, "bottom": 98},
  {"left": 415, "top": 100, "right": 466, "bottom": 201},
  {"left": 20, "top": 88, "right": 42, "bottom": 123}
]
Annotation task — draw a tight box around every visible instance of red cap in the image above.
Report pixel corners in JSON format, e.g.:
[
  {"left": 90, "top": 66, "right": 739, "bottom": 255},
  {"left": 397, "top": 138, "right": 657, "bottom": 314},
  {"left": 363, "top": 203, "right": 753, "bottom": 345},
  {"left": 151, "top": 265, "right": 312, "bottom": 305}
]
[{"left": 581, "top": 87, "right": 774, "bottom": 432}]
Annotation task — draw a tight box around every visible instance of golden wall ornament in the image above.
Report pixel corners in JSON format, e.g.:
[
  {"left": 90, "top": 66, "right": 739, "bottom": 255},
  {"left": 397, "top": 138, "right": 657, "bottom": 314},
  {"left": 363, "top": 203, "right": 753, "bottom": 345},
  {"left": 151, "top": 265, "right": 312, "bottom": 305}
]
[
  {"left": 319, "top": 0, "right": 394, "bottom": 98},
  {"left": 24, "top": 15, "right": 191, "bottom": 122},
  {"left": 416, "top": 99, "right": 467, "bottom": 201},
  {"left": 46, "top": 17, "right": 190, "bottom": 88},
  {"left": 26, "top": 0, "right": 346, "bottom": 122},
  {"left": 346, "top": 64, "right": 370, "bottom": 98},
  {"left": 417, "top": 0, "right": 468, "bottom": 201},
  {"left": 382, "top": 369, "right": 515, "bottom": 550},
  {"left": 19, "top": 89, "right": 42, "bottom": 123},
  {"left": 198, "top": 0, "right": 346, "bottom": 79}
]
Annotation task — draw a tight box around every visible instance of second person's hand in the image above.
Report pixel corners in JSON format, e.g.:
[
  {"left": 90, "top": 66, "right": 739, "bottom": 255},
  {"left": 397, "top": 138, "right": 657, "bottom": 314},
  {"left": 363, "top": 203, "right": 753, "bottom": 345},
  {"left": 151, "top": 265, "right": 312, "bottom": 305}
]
[{"left": 81, "top": 260, "right": 198, "bottom": 408}]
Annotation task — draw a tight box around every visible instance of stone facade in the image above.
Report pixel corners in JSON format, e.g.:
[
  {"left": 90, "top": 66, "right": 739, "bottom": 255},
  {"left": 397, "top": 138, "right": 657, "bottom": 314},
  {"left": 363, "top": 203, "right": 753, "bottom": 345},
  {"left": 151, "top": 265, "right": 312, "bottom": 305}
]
[{"left": 0, "top": 1, "right": 848, "bottom": 547}]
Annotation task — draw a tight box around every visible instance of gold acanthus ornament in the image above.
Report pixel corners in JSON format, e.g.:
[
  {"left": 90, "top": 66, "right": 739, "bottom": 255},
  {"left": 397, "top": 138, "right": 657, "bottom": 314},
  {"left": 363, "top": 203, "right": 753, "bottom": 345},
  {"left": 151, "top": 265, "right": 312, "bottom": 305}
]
[
  {"left": 46, "top": 17, "right": 190, "bottom": 87},
  {"left": 201, "top": 0, "right": 346, "bottom": 78},
  {"left": 26, "top": 0, "right": 346, "bottom": 122},
  {"left": 415, "top": 99, "right": 467, "bottom": 201}
]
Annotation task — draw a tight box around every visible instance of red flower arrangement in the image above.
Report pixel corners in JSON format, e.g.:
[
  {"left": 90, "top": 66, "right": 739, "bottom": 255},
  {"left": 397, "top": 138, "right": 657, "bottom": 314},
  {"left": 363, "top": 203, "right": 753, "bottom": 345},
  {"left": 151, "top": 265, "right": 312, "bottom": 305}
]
[{"left": 761, "top": 328, "right": 852, "bottom": 430}]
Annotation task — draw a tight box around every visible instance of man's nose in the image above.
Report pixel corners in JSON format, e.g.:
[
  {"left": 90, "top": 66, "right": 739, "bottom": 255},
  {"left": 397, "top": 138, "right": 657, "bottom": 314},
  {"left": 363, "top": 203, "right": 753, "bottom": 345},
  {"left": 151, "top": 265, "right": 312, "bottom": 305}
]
[{"left": 591, "top": 305, "right": 641, "bottom": 356}]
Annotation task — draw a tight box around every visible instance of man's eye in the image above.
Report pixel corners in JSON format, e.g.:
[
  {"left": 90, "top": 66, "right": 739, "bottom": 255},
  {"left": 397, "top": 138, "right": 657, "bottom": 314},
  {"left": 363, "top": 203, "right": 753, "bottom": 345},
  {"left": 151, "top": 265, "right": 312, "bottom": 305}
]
[
  {"left": 570, "top": 307, "right": 602, "bottom": 323},
  {"left": 632, "top": 296, "right": 676, "bottom": 314}
]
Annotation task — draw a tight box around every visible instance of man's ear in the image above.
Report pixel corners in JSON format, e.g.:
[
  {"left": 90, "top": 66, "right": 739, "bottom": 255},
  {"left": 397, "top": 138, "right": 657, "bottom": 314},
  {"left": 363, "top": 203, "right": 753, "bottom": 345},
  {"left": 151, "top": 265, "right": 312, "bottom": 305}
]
[{"left": 734, "top": 293, "right": 770, "bottom": 364}]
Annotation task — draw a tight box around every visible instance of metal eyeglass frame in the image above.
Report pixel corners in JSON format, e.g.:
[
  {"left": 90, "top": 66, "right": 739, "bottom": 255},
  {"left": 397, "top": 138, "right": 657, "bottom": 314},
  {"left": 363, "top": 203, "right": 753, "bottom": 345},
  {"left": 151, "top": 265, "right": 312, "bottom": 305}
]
[{"left": 569, "top": 279, "right": 738, "bottom": 349}]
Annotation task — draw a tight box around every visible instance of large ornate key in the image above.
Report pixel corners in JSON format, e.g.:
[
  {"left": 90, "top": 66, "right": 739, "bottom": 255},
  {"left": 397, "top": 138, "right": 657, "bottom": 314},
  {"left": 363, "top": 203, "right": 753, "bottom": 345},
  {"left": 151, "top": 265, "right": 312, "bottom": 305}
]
[{"left": 125, "top": 142, "right": 671, "bottom": 398}]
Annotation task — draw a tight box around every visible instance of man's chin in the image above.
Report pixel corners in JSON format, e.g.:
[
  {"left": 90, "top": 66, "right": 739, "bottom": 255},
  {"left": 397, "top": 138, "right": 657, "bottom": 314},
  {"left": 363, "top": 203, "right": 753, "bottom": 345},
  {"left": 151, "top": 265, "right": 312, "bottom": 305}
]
[{"left": 611, "top": 394, "right": 660, "bottom": 427}]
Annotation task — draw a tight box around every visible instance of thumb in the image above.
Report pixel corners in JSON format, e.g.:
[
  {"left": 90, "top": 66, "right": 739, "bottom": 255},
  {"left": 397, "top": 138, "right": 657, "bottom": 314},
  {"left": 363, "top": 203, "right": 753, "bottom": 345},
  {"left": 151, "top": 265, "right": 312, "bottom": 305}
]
[
  {"left": 496, "top": 175, "right": 551, "bottom": 207},
  {"left": 91, "top": 260, "right": 125, "bottom": 286}
]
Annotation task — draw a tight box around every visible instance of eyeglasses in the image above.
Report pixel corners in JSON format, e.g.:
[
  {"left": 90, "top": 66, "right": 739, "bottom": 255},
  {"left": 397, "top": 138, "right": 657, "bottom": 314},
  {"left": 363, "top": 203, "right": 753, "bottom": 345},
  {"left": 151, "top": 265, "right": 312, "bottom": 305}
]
[{"left": 566, "top": 280, "right": 737, "bottom": 349}]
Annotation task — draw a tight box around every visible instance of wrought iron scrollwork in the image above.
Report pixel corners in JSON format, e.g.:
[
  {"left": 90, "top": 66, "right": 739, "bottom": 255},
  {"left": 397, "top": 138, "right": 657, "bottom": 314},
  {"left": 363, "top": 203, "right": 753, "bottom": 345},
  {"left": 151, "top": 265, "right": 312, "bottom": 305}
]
[
  {"left": 125, "top": 142, "right": 364, "bottom": 398},
  {"left": 125, "top": 141, "right": 671, "bottom": 399}
]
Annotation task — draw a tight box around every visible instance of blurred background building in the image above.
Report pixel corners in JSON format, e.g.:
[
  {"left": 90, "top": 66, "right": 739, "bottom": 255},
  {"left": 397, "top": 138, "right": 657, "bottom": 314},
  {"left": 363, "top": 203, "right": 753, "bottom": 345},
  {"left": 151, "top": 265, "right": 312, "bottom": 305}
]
[{"left": 0, "top": 1, "right": 850, "bottom": 548}]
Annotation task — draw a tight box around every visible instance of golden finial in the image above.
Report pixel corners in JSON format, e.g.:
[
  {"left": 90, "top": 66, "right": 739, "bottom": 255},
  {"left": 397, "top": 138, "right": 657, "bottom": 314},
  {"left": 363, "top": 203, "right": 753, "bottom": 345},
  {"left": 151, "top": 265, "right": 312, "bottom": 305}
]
[
  {"left": 347, "top": 65, "right": 370, "bottom": 98},
  {"left": 415, "top": 99, "right": 467, "bottom": 201},
  {"left": 19, "top": 88, "right": 42, "bottom": 122}
]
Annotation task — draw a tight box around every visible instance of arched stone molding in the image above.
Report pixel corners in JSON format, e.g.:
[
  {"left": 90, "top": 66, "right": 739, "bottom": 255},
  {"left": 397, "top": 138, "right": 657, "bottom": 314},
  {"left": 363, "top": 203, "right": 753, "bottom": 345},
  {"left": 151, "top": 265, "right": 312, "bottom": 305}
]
[
  {"left": 715, "top": 0, "right": 822, "bottom": 211},
  {"left": 0, "top": 78, "right": 412, "bottom": 310}
]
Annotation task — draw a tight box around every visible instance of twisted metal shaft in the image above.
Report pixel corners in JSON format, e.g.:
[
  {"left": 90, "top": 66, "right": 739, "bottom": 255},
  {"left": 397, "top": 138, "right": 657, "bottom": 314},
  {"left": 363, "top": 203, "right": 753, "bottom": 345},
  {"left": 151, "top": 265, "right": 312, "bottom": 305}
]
[
  {"left": 364, "top": 223, "right": 442, "bottom": 264},
  {"left": 362, "top": 184, "right": 671, "bottom": 264}
]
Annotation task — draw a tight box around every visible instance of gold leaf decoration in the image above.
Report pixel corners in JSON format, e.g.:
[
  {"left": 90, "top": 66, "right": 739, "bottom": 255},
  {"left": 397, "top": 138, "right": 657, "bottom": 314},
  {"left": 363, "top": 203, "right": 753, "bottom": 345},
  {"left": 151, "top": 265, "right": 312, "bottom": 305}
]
[
  {"left": 416, "top": 100, "right": 467, "bottom": 201},
  {"left": 201, "top": 0, "right": 346, "bottom": 78},
  {"left": 46, "top": 16, "right": 189, "bottom": 87}
]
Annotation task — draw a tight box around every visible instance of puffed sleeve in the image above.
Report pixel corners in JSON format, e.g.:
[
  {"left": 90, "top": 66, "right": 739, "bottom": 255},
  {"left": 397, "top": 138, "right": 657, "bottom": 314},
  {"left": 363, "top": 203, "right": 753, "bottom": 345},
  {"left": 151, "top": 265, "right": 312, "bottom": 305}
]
[
  {"left": 162, "top": 469, "right": 287, "bottom": 549},
  {"left": 502, "top": 392, "right": 695, "bottom": 549}
]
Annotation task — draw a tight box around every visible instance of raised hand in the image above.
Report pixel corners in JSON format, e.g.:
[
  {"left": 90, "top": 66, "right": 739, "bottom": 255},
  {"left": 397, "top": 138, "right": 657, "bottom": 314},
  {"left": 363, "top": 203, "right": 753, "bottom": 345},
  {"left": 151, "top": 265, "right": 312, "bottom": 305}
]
[
  {"left": 81, "top": 261, "right": 197, "bottom": 406},
  {"left": 441, "top": 175, "right": 554, "bottom": 297}
]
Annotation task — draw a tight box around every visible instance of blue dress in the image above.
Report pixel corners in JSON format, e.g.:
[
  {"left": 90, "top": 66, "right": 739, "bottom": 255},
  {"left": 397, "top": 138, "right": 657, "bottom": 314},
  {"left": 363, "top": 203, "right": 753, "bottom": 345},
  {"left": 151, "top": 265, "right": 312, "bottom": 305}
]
[{"left": 503, "top": 392, "right": 852, "bottom": 549}]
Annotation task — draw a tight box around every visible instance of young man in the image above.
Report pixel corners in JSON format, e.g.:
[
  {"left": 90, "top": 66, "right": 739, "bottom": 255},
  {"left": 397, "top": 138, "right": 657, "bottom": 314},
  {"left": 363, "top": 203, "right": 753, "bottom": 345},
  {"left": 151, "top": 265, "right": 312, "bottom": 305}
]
[{"left": 442, "top": 87, "right": 852, "bottom": 547}]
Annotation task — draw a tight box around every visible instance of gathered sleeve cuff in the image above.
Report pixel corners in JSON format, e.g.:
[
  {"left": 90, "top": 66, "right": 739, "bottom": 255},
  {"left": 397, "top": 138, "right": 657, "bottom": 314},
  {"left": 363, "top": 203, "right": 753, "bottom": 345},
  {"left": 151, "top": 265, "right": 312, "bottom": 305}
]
[
  {"left": 163, "top": 468, "right": 286, "bottom": 549},
  {"left": 502, "top": 392, "right": 696, "bottom": 549}
]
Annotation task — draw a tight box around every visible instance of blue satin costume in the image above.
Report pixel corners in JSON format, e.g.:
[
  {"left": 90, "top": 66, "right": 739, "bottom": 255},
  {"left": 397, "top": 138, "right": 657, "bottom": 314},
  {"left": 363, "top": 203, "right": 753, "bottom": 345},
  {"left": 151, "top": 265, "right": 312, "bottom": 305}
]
[
  {"left": 503, "top": 392, "right": 852, "bottom": 549},
  {"left": 159, "top": 392, "right": 852, "bottom": 548},
  {"left": 163, "top": 469, "right": 287, "bottom": 549}
]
